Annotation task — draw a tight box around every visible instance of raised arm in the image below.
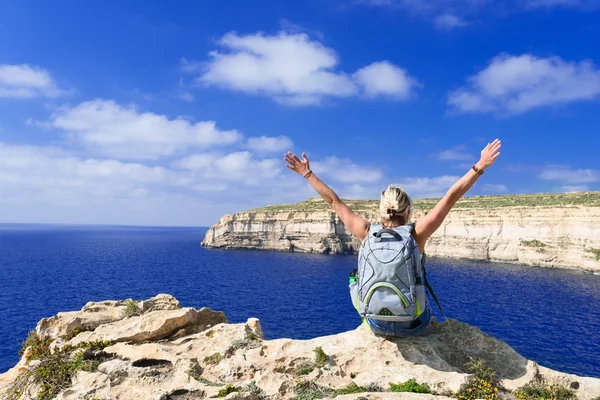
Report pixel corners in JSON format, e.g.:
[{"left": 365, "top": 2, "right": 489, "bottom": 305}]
[
  {"left": 284, "top": 151, "right": 370, "bottom": 241},
  {"left": 413, "top": 139, "right": 502, "bottom": 252}
]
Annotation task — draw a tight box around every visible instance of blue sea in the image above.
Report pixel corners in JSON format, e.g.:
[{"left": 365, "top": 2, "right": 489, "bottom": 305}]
[{"left": 0, "top": 224, "right": 599, "bottom": 378}]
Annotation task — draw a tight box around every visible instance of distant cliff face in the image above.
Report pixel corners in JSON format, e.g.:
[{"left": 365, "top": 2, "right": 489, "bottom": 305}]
[{"left": 202, "top": 193, "right": 600, "bottom": 273}]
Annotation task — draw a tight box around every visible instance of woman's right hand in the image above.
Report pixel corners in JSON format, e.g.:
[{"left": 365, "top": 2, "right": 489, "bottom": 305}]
[
  {"left": 284, "top": 151, "right": 311, "bottom": 177},
  {"left": 476, "top": 139, "right": 502, "bottom": 171}
]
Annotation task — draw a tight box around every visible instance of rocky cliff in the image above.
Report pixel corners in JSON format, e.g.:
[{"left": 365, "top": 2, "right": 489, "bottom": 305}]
[
  {"left": 202, "top": 192, "right": 600, "bottom": 273},
  {"left": 1, "top": 294, "right": 599, "bottom": 400}
]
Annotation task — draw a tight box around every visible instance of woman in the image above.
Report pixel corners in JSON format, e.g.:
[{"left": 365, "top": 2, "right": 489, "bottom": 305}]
[{"left": 283, "top": 139, "right": 502, "bottom": 336}]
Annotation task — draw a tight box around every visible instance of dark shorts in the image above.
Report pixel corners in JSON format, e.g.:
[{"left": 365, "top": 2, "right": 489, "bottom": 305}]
[{"left": 366, "top": 307, "right": 431, "bottom": 337}]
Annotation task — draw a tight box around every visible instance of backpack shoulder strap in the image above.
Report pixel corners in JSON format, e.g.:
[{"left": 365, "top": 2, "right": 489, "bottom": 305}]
[{"left": 421, "top": 253, "right": 448, "bottom": 322}]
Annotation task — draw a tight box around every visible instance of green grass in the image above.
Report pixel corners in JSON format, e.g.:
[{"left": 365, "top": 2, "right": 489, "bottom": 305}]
[
  {"left": 514, "top": 381, "right": 576, "bottom": 400},
  {"left": 217, "top": 384, "right": 242, "bottom": 397},
  {"left": 587, "top": 248, "right": 600, "bottom": 261},
  {"left": 203, "top": 352, "right": 223, "bottom": 365},
  {"left": 313, "top": 346, "right": 327, "bottom": 367},
  {"left": 61, "top": 327, "right": 89, "bottom": 341},
  {"left": 293, "top": 347, "right": 328, "bottom": 376},
  {"left": 331, "top": 382, "right": 382, "bottom": 395},
  {"left": 389, "top": 379, "right": 431, "bottom": 393},
  {"left": 188, "top": 369, "right": 224, "bottom": 387},
  {"left": 521, "top": 239, "right": 548, "bottom": 248},
  {"left": 244, "top": 191, "right": 600, "bottom": 215}
]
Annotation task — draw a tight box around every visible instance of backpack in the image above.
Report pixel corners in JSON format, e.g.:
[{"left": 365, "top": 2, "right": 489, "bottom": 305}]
[{"left": 349, "top": 223, "right": 443, "bottom": 325}]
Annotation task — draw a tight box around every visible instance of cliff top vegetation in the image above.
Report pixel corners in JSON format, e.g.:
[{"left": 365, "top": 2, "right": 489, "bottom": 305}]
[{"left": 246, "top": 191, "right": 600, "bottom": 214}]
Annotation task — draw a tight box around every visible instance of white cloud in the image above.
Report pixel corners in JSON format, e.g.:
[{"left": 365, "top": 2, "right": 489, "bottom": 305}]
[
  {"left": 177, "top": 92, "right": 194, "bottom": 102},
  {"left": 561, "top": 185, "right": 590, "bottom": 192},
  {"left": 448, "top": 54, "right": 600, "bottom": 115},
  {"left": 539, "top": 165, "right": 600, "bottom": 184},
  {"left": 389, "top": 175, "right": 459, "bottom": 198},
  {"left": 192, "top": 31, "right": 418, "bottom": 105},
  {"left": 434, "top": 14, "right": 469, "bottom": 30},
  {"left": 312, "top": 156, "right": 384, "bottom": 183},
  {"left": 210, "top": 152, "right": 282, "bottom": 183},
  {"left": 174, "top": 151, "right": 287, "bottom": 185},
  {"left": 50, "top": 99, "right": 242, "bottom": 160},
  {"left": 246, "top": 135, "right": 293, "bottom": 153},
  {"left": 525, "top": 0, "right": 600, "bottom": 9},
  {"left": 173, "top": 152, "right": 221, "bottom": 170},
  {"left": 360, "top": 0, "right": 599, "bottom": 28},
  {"left": 437, "top": 145, "right": 473, "bottom": 161},
  {"left": 0, "top": 64, "right": 67, "bottom": 99},
  {"left": 0, "top": 143, "right": 310, "bottom": 225},
  {"left": 482, "top": 183, "right": 509, "bottom": 193},
  {"left": 353, "top": 61, "right": 419, "bottom": 99}
]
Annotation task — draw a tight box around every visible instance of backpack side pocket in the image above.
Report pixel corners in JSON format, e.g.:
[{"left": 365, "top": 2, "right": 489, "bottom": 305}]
[{"left": 349, "top": 280, "right": 359, "bottom": 311}]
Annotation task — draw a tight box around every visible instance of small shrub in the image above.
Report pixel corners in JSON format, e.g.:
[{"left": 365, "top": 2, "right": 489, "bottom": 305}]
[
  {"left": 293, "top": 347, "right": 328, "bottom": 376},
  {"left": 293, "top": 380, "right": 333, "bottom": 400},
  {"left": 294, "top": 360, "right": 316, "bottom": 376},
  {"left": 456, "top": 378, "right": 498, "bottom": 400},
  {"left": 313, "top": 346, "right": 327, "bottom": 367},
  {"left": 8, "top": 333, "right": 115, "bottom": 400},
  {"left": 587, "top": 248, "right": 600, "bottom": 261},
  {"left": 332, "top": 382, "right": 369, "bottom": 395},
  {"left": 217, "top": 384, "right": 242, "bottom": 397},
  {"left": 203, "top": 352, "right": 223, "bottom": 365},
  {"left": 226, "top": 330, "right": 263, "bottom": 357},
  {"left": 32, "top": 346, "right": 79, "bottom": 400},
  {"left": 389, "top": 379, "right": 431, "bottom": 393},
  {"left": 78, "top": 340, "right": 115, "bottom": 351},
  {"left": 521, "top": 240, "right": 548, "bottom": 252},
  {"left": 456, "top": 359, "right": 500, "bottom": 400},
  {"left": 121, "top": 300, "right": 142, "bottom": 318},
  {"left": 514, "top": 381, "right": 576, "bottom": 400},
  {"left": 61, "top": 327, "right": 88, "bottom": 341},
  {"left": 246, "top": 330, "right": 259, "bottom": 341},
  {"left": 19, "top": 330, "right": 53, "bottom": 360},
  {"left": 464, "top": 358, "right": 497, "bottom": 383},
  {"left": 243, "top": 381, "right": 268, "bottom": 399},
  {"left": 5, "top": 369, "right": 33, "bottom": 400},
  {"left": 188, "top": 368, "right": 223, "bottom": 386}
]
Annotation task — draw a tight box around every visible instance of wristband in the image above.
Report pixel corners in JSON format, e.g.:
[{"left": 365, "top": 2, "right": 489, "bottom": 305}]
[
  {"left": 303, "top": 170, "right": 313, "bottom": 179},
  {"left": 472, "top": 165, "right": 484, "bottom": 175}
]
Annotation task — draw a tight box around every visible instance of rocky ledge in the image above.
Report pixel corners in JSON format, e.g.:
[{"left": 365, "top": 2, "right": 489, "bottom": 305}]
[{"left": 1, "top": 294, "right": 599, "bottom": 400}]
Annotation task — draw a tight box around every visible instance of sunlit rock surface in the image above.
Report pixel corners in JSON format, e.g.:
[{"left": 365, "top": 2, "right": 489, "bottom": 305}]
[{"left": 1, "top": 294, "right": 598, "bottom": 399}]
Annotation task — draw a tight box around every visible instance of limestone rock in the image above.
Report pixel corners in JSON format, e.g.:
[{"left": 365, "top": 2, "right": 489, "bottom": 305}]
[
  {"left": 202, "top": 195, "right": 600, "bottom": 272},
  {"left": 330, "top": 394, "right": 454, "bottom": 400},
  {"left": 139, "top": 293, "right": 181, "bottom": 313},
  {"left": 2, "top": 294, "right": 599, "bottom": 400},
  {"left": 36, "top": 294, "right": 181, "bottom": 340},
  {"left": 70, "top": 307, "right": 198, "bottom": 345}
]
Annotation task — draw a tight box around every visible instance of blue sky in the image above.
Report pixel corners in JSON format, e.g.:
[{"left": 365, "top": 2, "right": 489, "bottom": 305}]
[{"left": 0, "top": 0, "right": 599, "bottom": 226}]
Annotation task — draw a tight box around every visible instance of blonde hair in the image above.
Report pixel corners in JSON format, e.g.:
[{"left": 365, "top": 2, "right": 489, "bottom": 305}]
[{"left": 380, "top": 185, "right": 412, "bottom": 224}]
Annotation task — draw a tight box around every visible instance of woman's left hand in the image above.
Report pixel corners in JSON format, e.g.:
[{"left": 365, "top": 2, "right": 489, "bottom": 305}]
[{"left": 284, "top": 151, "right": 311, "bottom": 177}]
